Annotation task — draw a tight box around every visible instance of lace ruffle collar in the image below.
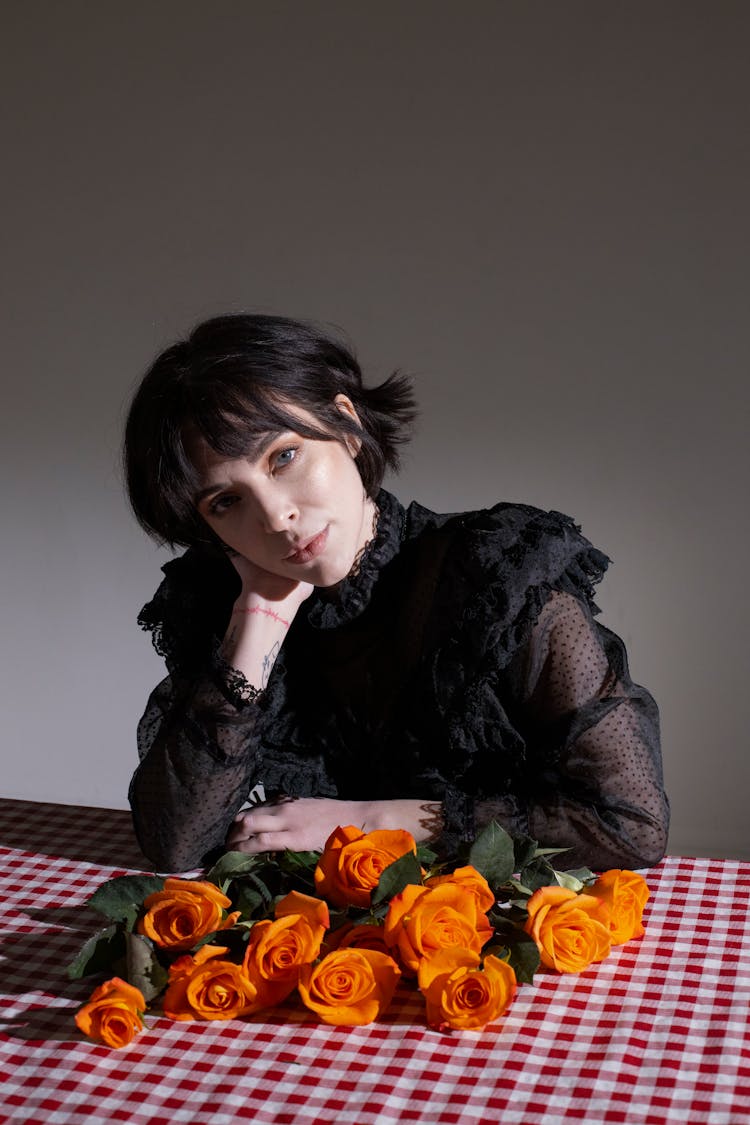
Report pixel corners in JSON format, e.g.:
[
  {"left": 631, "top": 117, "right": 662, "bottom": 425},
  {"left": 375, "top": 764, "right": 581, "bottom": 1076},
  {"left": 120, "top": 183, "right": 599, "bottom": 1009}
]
[{"left": 305, "top": 489, "right": 405, "bottom": 629}]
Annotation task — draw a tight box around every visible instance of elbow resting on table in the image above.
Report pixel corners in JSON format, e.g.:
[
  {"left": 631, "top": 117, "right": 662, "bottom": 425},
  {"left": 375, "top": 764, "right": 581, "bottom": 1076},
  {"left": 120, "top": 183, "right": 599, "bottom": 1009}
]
[
  {"left": 129, "top": 789, "right": 219, "bottom": 874},
  {"left": 540, "top": 794, "right": 670, "bottom": 873},
  {"left": 593, "top": 807, "right": 670, "bottom": 872},
  {"left": 625, "top": 786, "right": 671, "bottom": 869},
  {"left": 137, "top": 835, "right": 209, "bottom": 874},
  {"left": 618, "top": 835, "right": 667, "bottom": 871}
]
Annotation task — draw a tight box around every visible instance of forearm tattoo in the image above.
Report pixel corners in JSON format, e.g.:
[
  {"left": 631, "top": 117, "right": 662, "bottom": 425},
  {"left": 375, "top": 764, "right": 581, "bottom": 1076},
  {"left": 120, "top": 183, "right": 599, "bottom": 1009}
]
[{"left": 262, "top": 641, "right": 281, "bottom": 688}]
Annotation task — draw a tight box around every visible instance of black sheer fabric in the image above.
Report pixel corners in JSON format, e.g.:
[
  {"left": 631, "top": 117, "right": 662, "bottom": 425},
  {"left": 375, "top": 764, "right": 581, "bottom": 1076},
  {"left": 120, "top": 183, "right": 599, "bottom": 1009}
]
[{"left": 129, "top": 490, "right": 669, "bottom": 872}]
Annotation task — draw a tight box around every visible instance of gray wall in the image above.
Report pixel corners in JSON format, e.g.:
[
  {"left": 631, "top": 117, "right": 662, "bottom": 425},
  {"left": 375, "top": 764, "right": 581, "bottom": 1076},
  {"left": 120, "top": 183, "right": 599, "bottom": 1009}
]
[{"left": 2, "top": 1, "right": 748, "bottom": 858}]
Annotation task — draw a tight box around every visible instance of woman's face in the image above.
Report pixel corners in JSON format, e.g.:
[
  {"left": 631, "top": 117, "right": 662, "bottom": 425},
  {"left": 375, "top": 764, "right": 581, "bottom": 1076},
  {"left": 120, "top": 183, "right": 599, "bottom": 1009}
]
[{"left": 192, "top": 396, "right": 376, "bottom": 588}]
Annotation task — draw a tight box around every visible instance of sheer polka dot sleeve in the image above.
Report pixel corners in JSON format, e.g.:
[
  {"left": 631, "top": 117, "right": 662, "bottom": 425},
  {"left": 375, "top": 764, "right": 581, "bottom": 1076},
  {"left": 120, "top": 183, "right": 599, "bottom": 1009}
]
[
  {"left": 475, "top": 591, "right": 669, "bottom": 870},
  {"left": 128, "top": 671, "right": 265, "bottom": 872}
]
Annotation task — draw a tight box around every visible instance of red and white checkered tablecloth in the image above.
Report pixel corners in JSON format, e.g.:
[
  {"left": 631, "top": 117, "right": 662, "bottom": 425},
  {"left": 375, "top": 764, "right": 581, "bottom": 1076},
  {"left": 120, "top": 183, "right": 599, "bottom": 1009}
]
[{"left": 1, "top": 798, "right": 749, "bottom": 1125}]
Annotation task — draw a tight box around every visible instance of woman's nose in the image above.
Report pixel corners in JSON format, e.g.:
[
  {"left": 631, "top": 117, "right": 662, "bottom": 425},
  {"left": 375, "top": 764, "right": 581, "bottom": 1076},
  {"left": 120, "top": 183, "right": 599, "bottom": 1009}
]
[{"left": 256, "top": 491, "right": 298, "bottom": 533}]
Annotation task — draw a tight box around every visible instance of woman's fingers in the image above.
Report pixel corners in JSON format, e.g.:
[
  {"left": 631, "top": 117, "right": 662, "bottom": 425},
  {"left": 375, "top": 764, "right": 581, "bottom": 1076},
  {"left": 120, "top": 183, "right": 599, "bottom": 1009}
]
[
  {"left": 226, "top": 797, "right": 370, "bottom": 854},
  {"left": 228, "top": 831, "right": 286, "bottom": 854},
  {"left": 232, "top": 809, "right": 285, "bottom": 833},
  {"left": 226, "top": 806, "right": 297, "bottom": 851},
  {"left": 230, "top": 798, "right": 302, "bottom": 834}
]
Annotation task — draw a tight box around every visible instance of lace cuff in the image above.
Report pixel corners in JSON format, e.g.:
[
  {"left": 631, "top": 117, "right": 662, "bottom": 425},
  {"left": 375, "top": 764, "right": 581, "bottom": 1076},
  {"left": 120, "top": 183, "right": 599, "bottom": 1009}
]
[{"left": 208, "top": 645, "right": 265, "bottom": 710}]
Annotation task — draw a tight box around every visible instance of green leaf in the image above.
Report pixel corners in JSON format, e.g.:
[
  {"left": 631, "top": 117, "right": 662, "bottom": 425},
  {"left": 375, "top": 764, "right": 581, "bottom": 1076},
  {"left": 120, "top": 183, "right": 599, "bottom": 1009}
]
[
  {"left": 562, "top": 866, "right": 596, "bottom": 886},
  {"left": 243, "top": 871, "right": 275, "bottom": 907},
  {"left": 484, "top": 913, "right": 542, "bottom": 984},
  {"left": 512, "top": 833, "right": 539, "bottom": 871},
  {"left": 228, "top": 871, "right": 276, "bottom": 920},
  {"left": 279, "top": 849, "right": 321, "bottom": 873},
  {"left": 504, "top": 933, "right": 541, "bottom": 984},
  {"left": 468, "top": 821, "right": 515, "bottom": 887},
  {"left": 234, "top": 884, "right": 267, "bottom": 918},
  {"left": 518, "top": 856, "right": 559, "bottom": 893},
  {"left": 67, "top": 924, "right": 125, "bottom": 980},
  {"left": 371, "top": 852, "right": 423, "bottom": 906},
  {"left": 204, "top": 851, "right": 268, "bottom": 889},
  {"left": 125, "top": 932, "right": 169, "bottom": 1003},
  {"left": 87, "top": 875, "right": 165, "bottom": 927},
  {"left": 415, "top": 842, "right": 438, "bottom": 867},
  {"left": 506, "top": 878, "right": 533, "bottom": 898},
  {"left": 554, "top": 870, "right": 586, "bottom": 892}
]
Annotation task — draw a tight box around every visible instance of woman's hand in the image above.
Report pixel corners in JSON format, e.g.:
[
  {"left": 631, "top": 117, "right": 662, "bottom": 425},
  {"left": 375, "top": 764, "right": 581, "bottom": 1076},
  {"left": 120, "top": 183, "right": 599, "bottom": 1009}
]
[
  {"left": 225, "top": 797, "right": 443, "bottom": 853},
  {"left": 218, "top": 556, "right": 314, "bottom": 691},
  {"left": 228, "top": 553, "right": 314, "bottom": 610}
]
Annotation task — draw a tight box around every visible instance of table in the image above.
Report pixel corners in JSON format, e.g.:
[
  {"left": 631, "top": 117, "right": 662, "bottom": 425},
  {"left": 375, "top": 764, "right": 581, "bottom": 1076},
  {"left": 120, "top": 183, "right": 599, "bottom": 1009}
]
[{"left": 1, "top": 798, "right": 749, "bottom": 1125}]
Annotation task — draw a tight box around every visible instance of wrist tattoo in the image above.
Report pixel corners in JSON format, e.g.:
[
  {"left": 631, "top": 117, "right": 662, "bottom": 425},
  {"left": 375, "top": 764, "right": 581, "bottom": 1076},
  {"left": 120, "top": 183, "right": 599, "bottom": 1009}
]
[{"left": 232, "top": 606, "right": 291, "bottom": 627}]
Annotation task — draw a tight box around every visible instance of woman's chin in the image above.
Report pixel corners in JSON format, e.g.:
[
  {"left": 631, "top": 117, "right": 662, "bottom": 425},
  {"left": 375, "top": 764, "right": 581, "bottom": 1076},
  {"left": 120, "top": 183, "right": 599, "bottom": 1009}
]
[{"left": 305, "top": 553, "right": 358, "bottom": 589}]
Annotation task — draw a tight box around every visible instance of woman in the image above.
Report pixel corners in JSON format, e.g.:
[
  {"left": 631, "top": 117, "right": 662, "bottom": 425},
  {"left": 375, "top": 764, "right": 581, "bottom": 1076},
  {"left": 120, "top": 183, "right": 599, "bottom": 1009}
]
[{"left": 125, "top": 314, "right": 669, "bottom": 873}]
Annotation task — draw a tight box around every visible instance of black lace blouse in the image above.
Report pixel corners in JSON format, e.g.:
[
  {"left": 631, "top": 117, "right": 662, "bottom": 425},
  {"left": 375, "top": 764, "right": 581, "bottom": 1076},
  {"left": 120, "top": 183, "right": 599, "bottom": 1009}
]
[{"left": 129, "top": 490, "right": 669, "bottom": 873}]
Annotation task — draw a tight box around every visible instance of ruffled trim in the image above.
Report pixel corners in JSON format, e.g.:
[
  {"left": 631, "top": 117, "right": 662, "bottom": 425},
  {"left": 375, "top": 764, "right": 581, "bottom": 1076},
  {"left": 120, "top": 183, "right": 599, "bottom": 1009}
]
[
  {"left": 137, "top": 545, "right": 240, "bottom": 677},
  {"left": 431, "top": 504, "right": 610, "bottom": 849},
  {"left": 305, "top": 489, "right": 405, "bottom": 629},
  {"left": 137, "top": 550, "right": 289, "bottom": 712},
  {"left": 434, "top": 503, "right": 609, "bottom": 673}
]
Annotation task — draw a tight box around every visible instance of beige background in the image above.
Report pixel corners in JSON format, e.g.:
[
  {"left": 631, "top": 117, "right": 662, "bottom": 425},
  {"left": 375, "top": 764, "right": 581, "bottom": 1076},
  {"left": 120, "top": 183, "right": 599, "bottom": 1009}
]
[{"left": 2, "top": 1, "right": 748, "bottom": 858}]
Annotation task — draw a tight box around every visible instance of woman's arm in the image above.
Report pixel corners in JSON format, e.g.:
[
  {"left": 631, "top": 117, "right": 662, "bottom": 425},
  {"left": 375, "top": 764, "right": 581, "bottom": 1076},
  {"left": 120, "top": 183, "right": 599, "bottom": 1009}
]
[
  {"left": 129, "top": 561, "right": 312, "bottom": 871},
  {"left": 475, "top": 591, "right": 669, "bottom": 870},
  {"left": 226, "top": 796, "right": 443, "bottom": 853},
  {"left": 129, "top": 671, "right": 263, "bottom": 871}
]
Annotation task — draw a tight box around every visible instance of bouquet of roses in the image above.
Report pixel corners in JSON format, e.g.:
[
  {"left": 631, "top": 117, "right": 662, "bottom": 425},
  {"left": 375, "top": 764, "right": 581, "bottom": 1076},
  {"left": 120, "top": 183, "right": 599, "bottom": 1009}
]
[{"left": 69, "top": 822, "right": 649, "bottom": 1047}]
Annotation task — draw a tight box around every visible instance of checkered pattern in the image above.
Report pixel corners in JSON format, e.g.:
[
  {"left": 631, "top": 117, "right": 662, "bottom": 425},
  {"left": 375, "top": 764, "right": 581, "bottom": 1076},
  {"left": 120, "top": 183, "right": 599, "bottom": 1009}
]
[{"left": 1, "top": 798, "right": 749, "bottom": 1125}]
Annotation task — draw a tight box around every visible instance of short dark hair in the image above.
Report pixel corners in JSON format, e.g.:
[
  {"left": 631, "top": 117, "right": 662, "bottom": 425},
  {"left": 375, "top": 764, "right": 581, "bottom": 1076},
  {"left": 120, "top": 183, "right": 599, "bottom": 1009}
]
[{"left": 123, "top": 314, "right": 418, "bottom": 548}]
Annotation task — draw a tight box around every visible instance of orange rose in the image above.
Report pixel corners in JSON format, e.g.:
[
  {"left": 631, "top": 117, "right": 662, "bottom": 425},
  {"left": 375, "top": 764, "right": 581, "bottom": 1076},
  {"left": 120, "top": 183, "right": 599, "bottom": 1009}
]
[
  {"left": 383, "top": 882, "right": 493, "bottom": 975},
  {"left": 138, "top": 878, "right": 240, "bottom": 951},
  {"left": 324, "top": 921, "right": 393, "bottom": 958},
  {"left": 590, "top": 869, "right": 649, "bottom": 944},
  {"left": 162, "top": 944, "right": 259, "bottom": 1020},
  {"left": 75, "top": 977, "right": 145, "bottom": 1048},
  {"left": 418, "top": 947, "right": 517, "bottom": 1031},
  {"left": 314, "top": 825, "right": 418, "bottom": 909},
  {"left": 425, "top": 865, "right": 496, "bottom": 914},
  {"left": 524, "top": 886, "right": 611, "bottom": 973},
  {"left": 298, "top": 948, "right": 401, "bottom": 1025},
  {"left": 275, "top": 890, "right": 330, "bottom": 939},
  {"left": 241, "top": 892, "right": 329, "bottom": 1006}
]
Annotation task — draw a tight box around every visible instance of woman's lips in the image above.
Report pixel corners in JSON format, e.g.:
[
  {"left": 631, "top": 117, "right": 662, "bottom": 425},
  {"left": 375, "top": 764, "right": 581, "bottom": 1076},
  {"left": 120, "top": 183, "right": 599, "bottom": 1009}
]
[{"left": 284, "top": 526, "right": 329, "bottom": 564}]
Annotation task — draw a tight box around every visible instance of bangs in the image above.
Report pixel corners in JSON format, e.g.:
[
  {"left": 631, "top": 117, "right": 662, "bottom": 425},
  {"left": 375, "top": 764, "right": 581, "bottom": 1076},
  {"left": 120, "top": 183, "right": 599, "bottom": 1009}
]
[
  {"left": 167, "top": 384, "right": 339, "bottom": 527},
  {"left": 187, "top": 385, "right": 335, "bottom": 462}
]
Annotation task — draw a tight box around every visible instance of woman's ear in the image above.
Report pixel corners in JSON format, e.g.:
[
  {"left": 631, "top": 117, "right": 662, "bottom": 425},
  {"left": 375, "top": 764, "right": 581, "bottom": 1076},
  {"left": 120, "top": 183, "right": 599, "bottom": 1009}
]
[{"left": 334, "top": 394, "right": 363, "bottom": 456}]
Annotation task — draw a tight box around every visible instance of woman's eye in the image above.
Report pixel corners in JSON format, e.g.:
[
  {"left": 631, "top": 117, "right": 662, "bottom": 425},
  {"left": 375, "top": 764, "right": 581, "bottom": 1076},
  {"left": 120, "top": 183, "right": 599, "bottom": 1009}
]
[
  {"left": 274, "top": 446, "right": 298, "bottom": 469},
  {"left": 208, "top": 494, "right": 239, "bottom": 515}
]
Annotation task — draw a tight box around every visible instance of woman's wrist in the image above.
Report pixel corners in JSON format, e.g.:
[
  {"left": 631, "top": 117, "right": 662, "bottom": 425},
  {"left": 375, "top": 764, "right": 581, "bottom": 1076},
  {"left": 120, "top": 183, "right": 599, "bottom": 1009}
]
[
  {"left": 231, "top": 604, "right": 291, "bottom": 628},
  {"left": 364, "top": 798, "right": 444, "bottom": 843},
  {"left": 220, "top": 596, "right": 296, "bottom": 691}
]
